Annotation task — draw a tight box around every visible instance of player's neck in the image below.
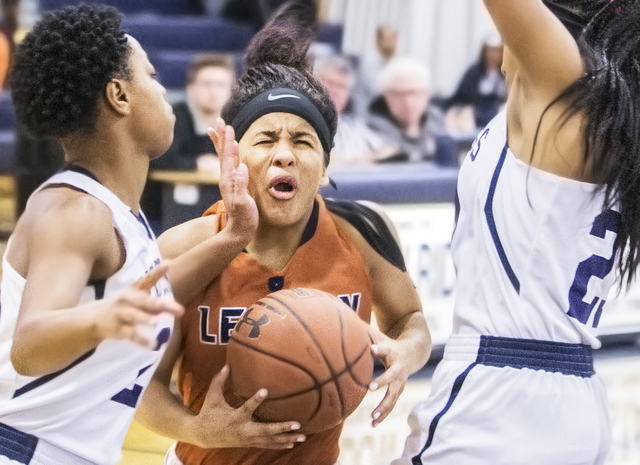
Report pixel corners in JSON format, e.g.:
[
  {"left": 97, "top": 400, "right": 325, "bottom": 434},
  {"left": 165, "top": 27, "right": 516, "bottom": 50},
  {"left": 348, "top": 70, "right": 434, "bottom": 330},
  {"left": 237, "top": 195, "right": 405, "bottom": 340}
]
[
  {"left": 61, "top": 134, "right": 149, "bottom": 213},
  {"left": 246, "top": 221, "right": 308, "bottom": 271}
]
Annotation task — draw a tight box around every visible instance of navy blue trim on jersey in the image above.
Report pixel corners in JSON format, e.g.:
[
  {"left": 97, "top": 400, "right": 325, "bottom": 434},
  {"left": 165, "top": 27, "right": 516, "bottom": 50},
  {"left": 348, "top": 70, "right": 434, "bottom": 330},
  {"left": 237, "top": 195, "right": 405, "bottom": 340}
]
[
  {"left": 476, "top": 336, "right": 594, "bottom": 377},
  {"left": 12, "top": 349, "right": 96, "bottom": 399},
  {"left": 93, "top": 279, "right": 106, "bottom": 300},
  {"left": 62, "top": 164, "right": 101, "bottom": 184},
  {"left": 299, "top": 199, "right": 319, "bottom": 246},
  {"left": 484, "top": 143, "right": 520, "bottom": 293},
  {"left": 0, "top": 422, "right": 38, "bottom": 463},
  {"left": 411, "top": 363, "right": 477, "bottom": 465},
  {"left": 130, "top": 210, "right": 154, "bottom": 240}
]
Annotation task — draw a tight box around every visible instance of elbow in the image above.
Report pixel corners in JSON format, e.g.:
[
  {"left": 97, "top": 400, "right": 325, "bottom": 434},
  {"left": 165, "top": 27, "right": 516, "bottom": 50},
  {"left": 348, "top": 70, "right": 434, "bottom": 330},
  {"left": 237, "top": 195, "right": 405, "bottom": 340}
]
[
  {"left": 11, "top": 324, "right": 46, "bottom": 377},
  {"left": 11, "top": 344, "right": 38, "bottom": 377}
]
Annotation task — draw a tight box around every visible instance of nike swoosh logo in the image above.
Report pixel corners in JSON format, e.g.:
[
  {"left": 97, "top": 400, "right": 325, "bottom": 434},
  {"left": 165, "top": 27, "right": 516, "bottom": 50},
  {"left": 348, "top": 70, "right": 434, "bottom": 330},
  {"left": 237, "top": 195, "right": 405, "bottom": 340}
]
[{"left": 267, "top": 93, "right": 301, "bottom": 101}]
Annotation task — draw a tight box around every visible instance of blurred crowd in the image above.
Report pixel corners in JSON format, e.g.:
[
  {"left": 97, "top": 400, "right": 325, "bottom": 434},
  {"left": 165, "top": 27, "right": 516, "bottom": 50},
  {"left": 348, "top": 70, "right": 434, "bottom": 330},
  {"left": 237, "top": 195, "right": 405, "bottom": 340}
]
[{"left": 0, "top": 0, "right": 507, "bottom": 226}]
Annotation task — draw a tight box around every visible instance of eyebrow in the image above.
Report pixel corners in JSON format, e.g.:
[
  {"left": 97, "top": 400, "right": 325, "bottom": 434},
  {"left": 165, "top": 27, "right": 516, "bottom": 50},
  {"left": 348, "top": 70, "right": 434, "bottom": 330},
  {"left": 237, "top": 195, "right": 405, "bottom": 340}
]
[{"left": 290, "top": 131, "right": 315, "bottom": 139}]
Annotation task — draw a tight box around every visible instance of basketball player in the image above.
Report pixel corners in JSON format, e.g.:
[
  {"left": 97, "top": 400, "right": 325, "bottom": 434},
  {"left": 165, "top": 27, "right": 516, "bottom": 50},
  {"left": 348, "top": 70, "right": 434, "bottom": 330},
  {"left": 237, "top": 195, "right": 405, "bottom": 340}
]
[
  {"left": 135, "top": 3, "right": 431, "bottom": 465},
  {"left": 0, "top": 5, "right": 259, "bottom": 465},
  {"left": 394, "top": 1, "right": 640, "bottom": 464}
]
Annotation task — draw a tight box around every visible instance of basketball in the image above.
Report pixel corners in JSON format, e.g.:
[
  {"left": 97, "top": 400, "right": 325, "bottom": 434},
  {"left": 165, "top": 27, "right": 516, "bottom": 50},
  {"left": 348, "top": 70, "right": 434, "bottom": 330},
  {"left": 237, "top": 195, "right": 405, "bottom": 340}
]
[{"left": 225, "top": 288, "right": 374, "bottom": 435}]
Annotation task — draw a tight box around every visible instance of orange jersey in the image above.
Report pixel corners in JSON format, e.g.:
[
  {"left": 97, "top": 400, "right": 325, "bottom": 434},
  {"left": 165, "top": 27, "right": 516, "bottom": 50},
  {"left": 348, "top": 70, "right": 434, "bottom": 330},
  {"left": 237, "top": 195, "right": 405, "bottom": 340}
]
[{"left": 176, "top": 196, "right": 373, "bottom": 465}]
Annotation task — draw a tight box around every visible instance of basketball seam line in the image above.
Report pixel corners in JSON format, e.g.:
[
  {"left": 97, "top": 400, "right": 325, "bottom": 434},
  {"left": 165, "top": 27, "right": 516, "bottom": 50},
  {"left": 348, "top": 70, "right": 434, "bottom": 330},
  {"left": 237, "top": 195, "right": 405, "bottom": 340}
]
[{"left": 263, "top": 294, "right": 347, "bottom": 417}]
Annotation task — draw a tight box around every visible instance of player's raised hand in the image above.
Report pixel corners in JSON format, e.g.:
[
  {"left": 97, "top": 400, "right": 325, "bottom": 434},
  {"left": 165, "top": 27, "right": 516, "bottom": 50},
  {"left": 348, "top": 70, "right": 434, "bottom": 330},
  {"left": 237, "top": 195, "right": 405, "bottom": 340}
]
[
  {"left": 190, "top": 365, "right": 305, "bottom": 449},
  {"left": 208, "top": 118, "right": 258, "bottom": 244},
  {"left": 95, "top": 262, "right": 183, "bottom": 348},
  {"left": 367, "top": 325, "right": 411, "bottom": 427}
]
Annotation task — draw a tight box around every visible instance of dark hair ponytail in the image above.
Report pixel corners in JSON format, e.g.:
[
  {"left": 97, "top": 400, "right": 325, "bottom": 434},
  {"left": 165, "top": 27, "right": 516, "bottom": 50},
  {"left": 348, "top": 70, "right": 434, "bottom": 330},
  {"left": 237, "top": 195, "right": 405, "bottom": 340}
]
[
  {"left": 221, "top": 1, "right": 337, "bottom": 166},
  {"left": 552, "top": 0, "right": 640, "bottom": 288}
]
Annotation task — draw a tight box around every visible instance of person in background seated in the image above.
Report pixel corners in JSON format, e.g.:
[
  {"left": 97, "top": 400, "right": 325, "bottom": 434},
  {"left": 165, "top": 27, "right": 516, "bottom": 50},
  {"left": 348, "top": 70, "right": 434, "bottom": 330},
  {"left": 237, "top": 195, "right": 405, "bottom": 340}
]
[
  {"left": 443, "top": 34, "right": 506, "bottom": 130},
  {"left": 360, "top": 25, "right": 398, "bottom": 101},
  {"left": 367, "top": 57, "right": 458, "bottom": 166},
  {"left": 313, "top": 54, "right": 395, "bottom": 166},
  {"left": 154, "top": 53, "right": 235, "bottom": 173},
  {"left": 142, "top": 54, "right": 235, "bottom": 233}
]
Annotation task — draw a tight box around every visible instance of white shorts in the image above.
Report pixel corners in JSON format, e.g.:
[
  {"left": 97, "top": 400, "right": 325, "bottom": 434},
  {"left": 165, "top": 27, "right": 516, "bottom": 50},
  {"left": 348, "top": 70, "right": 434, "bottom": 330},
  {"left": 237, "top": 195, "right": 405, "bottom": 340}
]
[
  {"left": 0, "top": 422, "right": 92, "bottom": 465},
  {"left": 393, "top": 335, "right": 611, "bottom": 465}
]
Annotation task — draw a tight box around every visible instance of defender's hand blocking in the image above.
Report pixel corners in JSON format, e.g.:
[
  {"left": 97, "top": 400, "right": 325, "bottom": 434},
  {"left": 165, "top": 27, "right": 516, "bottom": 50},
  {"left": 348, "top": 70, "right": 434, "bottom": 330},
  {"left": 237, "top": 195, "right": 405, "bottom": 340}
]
[
  {"left": 96, "top": 262, "right": 184, "bottom": 349},
  {"left": 189, "top": 365, "right": 306, "bottom": 450},
  {"left": 208, "top": 119, "right": 258, "bottom": 244},
  {"left": 368, "top": 326, "right": 412, "bottom": 427}
]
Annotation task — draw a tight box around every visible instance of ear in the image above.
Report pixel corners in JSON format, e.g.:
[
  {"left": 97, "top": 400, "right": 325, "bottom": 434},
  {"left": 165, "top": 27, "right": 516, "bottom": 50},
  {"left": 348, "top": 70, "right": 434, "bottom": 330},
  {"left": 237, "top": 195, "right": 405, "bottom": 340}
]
[
  {"left": 105, "top": 79, "right": 131, "bottom": 116},
  {"left": 319, "top": 163, "right": 330, "bottom": 187}
]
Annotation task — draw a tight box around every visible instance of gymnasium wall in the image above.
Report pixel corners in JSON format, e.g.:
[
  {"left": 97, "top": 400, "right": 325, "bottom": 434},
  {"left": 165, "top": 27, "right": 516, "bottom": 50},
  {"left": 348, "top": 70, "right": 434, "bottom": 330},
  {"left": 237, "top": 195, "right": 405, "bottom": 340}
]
[{"left": 325, "top": 0, "right": 497, "bottom": 97}]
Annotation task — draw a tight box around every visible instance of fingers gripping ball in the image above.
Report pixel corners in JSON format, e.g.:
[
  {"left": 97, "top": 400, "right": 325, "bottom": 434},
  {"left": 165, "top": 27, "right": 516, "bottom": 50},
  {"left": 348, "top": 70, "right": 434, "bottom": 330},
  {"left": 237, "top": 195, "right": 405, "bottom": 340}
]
[{"left": 225, "top": 288, "right": 374, "bottom": 434}]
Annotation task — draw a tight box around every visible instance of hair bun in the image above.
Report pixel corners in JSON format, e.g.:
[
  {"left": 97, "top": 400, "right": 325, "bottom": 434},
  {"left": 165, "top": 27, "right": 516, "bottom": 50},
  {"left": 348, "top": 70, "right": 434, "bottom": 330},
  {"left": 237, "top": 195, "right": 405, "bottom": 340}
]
[{"left": 245, "top": 1, "right": 318, "bottom": 72}]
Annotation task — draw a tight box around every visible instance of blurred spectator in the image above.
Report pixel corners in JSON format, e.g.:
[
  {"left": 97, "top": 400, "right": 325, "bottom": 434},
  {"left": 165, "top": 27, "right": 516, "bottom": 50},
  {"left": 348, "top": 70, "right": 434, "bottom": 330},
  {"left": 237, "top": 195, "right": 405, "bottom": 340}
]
[
  {"left": 153, "top": 53, "right": 235, "bottom": 173},
  {"left": 0, "top": 0, "right": 18, "bottom": 88},
  {"left": 367, "top": 57, "right": 458, "bottom": 166},
  {"left": 359, "top": 25, "right": 398, "bottom": 100},
  {"left": 143, "top": 54, "right": 234, "bottom": 234},
  {"left": 313, "top": 54, "right": 395, "bottom": 166},
  {"left": 443, "top": 34, "right": 506, "bottom": 129}
]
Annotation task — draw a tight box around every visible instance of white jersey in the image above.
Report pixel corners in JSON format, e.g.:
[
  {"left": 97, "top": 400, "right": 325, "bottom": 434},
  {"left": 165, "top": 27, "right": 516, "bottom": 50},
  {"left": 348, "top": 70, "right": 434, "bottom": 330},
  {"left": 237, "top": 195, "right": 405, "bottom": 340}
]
[
  {"left": 0, "top": 170, "right": 174, "bottom": 465},
  {"left": 452, "top": 109, "right": 619, "bottom": 348}
]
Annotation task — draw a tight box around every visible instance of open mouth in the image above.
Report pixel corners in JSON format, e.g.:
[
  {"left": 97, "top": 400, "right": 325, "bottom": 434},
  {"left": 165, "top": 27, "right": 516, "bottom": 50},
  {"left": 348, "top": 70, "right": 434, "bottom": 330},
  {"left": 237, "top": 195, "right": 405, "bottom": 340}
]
[{"left": 268, "top": 176, "right": 297, "bottom": 200}]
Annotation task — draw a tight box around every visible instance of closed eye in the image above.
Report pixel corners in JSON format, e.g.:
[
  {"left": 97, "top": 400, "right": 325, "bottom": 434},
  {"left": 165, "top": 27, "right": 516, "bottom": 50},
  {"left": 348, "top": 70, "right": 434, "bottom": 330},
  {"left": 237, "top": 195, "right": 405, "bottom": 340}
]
[
  {"left": 255, "top": 140, "right": 274, "bottom": 146},
  {"left": 295, "top": 140, "right": 313, "bottom": 147}
]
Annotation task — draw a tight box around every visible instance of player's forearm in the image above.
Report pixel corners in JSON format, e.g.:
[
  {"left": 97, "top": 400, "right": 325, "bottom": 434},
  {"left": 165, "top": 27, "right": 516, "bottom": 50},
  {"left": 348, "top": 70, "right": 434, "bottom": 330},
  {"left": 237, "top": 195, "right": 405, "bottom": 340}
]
[
  {"left": 167, "top": 227, "right": 250, "bottom": 305},
  {"left": 385, "top": 311, "right": 432, "bottom": 374},
  {"left": 135, "top": 377, "right": 202, "bottom": 446},
  {"left": 11, "top": 304, "right": 102, "bottom": 377}
]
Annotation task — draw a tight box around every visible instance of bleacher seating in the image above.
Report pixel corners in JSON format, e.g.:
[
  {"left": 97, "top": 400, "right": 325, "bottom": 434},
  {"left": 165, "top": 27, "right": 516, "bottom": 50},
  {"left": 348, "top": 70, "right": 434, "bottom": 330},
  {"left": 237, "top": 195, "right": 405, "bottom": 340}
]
[
  {"left": 320, "top": 164, "right": 458, "bottom": 204},
  {"left": 123, "top": 14, "right": 256, "bottom": 53},
  {"left": 0, "top": 131, "right": 15, "bottom": 173},
  {"left": 151, "top": 50, "right": 247, "bottom": 90},
  {"left": 40, "top": 0, "right": 206, "bottom": 15},
  {"left": 0, "top": 93, "right": 15, "bottom": 131},
  {"left": 0, "top": 93, "right": 15, "bottom": 173}
]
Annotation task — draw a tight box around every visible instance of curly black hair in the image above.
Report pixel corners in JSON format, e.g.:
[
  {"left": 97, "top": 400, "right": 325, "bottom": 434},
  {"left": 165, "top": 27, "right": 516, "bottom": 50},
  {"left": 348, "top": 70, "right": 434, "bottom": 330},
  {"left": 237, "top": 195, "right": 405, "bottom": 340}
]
[
  {"left": 221, "top": 1, "right": 337, "bottom": 167},
  {"left": 10, "top": 4, "right": 131, "bottom": 138}
]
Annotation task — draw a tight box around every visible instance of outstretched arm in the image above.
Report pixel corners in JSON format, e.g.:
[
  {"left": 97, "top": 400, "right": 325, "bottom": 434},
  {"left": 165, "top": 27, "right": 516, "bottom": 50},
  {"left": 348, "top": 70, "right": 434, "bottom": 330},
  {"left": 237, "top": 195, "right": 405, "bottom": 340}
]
[
  {"left": 484, "top": 0, "right": 583, "bottom": 97},
  {"left": 11, "top": 193, "right": 183, "bottom": 377},
  {"left": 162, "top": 120, "right": 258, "bottom": 305},
  {"left": 334, "top": 208, "right": 431, "bottom": 427}
]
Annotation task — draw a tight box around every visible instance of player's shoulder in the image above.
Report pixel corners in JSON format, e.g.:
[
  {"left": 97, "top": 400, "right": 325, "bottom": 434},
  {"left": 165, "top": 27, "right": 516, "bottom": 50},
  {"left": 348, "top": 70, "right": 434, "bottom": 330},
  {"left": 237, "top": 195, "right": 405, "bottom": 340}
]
[
  {"left": 25, "top": 185, "right": 114, "bottom": 239},
  {"left": 6, "top": 186, "right": 119, "bottom": 274},
  {"left": 324, "top": 198, "right": 406, "bottom": 272}
]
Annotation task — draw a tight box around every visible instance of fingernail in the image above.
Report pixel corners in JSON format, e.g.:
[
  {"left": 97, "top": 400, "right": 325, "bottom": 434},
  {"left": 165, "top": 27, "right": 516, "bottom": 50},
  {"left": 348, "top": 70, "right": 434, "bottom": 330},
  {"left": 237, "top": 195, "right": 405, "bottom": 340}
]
[
  {"left": 297, "top": 436, "right": 306, "bottom": 442},
  {"left": 371, "top": 345, "right": 379, "bottom": 355},
  {"left": 373, "top": 421, "right": 379, "bottom": 428},
  {"left": 370, "top": 382, "right": 378, "bottom": 391},
  {"left": 291, "top": 423, "right": 300, "bottom": 430},
  {"left": 287, "top": 444, "right": 294, "bottom": 449},
  {"left": 373, "top": 411, "right": 381, "bottom": 420},
  {"left": 258, "top": 389, "right": 268, "bottom": 398}
]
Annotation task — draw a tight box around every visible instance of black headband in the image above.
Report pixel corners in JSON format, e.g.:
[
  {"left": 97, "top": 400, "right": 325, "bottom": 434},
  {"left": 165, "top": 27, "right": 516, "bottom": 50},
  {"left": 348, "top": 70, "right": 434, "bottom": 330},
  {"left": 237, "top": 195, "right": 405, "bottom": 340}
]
[{"left": 230, "top": 87, "right": 333, "bottom": 155}]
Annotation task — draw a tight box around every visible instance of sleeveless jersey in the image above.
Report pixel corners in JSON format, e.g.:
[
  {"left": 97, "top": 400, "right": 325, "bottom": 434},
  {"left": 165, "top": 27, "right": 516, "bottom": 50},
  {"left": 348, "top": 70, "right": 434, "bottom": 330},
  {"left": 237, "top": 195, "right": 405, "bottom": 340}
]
[
  {"left": 452, "top": 109, "right": 619, "bottom": 348},
  {"left": 0, "top": 170, "right": 174, "bottom": 465},
  {"left": 176, "top": 196, "right": 372, "bottom": 465}
]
